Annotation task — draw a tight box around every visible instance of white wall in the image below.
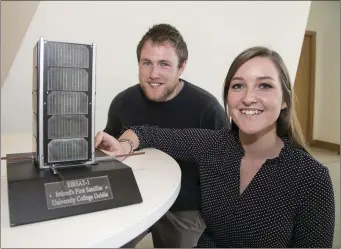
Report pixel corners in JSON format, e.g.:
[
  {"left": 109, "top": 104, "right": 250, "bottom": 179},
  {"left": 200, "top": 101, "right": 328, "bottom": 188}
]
[
  {"left": 306, "top": 1, "right": 340, "bottom": 144},
  {"left": 0, "top": 1, "right": 40, "bottom": 87},
  {"left": 1, "top": 1, "right": 311, "bottom": 134}
]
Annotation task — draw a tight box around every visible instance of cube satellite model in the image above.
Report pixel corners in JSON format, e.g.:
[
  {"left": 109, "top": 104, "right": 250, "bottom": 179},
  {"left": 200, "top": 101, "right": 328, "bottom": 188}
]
[
  {"left": 6, "top": 37, "right": 142, "bottom": 227},
  {"left": 32, "top": 37, "right": 96, "bottom": 169}
]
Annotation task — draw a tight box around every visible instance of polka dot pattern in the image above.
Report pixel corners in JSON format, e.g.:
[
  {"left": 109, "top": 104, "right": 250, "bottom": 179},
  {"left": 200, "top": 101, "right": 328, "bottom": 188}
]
[{"left": 131, "top": 125, "right": 335, "bottom": 248}]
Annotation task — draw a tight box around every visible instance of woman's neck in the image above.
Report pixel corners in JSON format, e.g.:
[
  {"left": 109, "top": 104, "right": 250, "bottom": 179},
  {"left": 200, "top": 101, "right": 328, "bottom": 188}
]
[{"left": 239, "top": 127, "right": 284, "bottom": 160}]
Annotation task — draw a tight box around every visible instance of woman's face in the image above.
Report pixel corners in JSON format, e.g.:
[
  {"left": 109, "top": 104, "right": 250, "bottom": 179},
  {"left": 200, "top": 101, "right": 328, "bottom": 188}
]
[{"left": 227, "top": 56, "right": 287, "bottom": 136}]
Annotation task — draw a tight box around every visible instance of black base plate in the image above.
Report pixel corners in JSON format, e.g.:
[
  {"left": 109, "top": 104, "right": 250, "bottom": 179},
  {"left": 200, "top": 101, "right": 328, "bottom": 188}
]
[{"left": 6, "top": 152, "right": 143, "bottom": 227}]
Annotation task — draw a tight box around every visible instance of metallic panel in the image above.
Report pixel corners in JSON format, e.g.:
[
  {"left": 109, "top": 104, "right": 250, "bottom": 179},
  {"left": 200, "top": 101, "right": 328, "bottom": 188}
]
[
  {"left": 47, "top": 138, "right": 88, "bottom": 163},
  {"left": 47, "top": 67, "right": 89, "bottom": 91},
  {"left": 48, "top": 115, "right": 88, "bottom": 139},
  {"left": 46, "top": 42, "right": 89, "bottom": 68},
  {"left": 47, "top": 91, "right": 88, "bottom": 115}
]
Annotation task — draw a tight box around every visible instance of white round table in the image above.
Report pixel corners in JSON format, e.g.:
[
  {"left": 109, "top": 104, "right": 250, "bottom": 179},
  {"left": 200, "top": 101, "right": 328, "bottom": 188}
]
[{"left": 0, "top": 133, "right": 181, "bottom": 248}]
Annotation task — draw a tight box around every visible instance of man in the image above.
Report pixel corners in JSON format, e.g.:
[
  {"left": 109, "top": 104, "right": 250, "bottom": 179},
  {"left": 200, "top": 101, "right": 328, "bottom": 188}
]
[{"left": 100, "top": 23, "right": 230, "bottom": 247}]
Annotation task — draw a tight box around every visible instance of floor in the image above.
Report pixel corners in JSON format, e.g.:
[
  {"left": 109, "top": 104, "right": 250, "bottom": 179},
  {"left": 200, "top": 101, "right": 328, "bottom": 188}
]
[{"left": 136, "top": 147, "right": 340, "bottom": 248}]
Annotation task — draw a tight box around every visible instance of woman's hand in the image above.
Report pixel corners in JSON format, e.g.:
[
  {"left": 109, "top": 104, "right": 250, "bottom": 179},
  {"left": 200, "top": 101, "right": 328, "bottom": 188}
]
[
  {"left": 95, "top": 131, "right": 129, "bottom": 157},
  {"left": 95, "top": 129, "right": 140, "bottom": 159}
]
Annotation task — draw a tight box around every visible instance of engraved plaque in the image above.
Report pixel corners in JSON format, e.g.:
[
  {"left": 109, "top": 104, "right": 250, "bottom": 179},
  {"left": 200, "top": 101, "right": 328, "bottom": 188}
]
[{"left": 44, "top": 176, "right": 113, "bottom": 210}]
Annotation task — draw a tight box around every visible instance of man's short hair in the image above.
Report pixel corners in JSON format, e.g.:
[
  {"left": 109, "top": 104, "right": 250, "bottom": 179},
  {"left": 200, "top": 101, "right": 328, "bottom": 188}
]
[{"left": 136, "top": 23, "right": 188, "bottom": 68}]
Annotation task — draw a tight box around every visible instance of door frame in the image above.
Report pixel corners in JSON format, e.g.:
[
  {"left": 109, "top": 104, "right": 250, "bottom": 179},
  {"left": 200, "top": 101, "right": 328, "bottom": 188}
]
[
  {"left": 303, "top": 30, "right": 340, "bottom": 153},
  {"left": 304, "top": 30, "right": 316, "bottom": 146}
]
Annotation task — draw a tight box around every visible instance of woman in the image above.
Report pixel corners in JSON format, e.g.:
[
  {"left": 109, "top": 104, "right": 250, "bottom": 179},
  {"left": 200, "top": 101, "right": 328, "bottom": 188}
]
[{"left": 95, "top": 46, "right": 335, "bottom": 248}]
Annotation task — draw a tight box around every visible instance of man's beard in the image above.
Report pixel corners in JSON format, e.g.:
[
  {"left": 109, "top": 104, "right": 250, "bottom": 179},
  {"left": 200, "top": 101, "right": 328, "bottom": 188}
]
[{"left": 141, "top": 83, "right": 178, "bottom": 102}]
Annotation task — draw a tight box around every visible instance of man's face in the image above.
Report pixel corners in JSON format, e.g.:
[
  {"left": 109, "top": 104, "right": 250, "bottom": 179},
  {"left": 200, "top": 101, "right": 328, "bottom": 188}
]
[{"left": 138, "top": 40, "right": 186, "bottom": 102}]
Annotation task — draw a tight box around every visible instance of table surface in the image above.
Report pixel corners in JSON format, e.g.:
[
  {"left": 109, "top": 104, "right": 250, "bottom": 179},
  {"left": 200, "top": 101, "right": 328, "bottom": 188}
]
[{"left": 1, "top": 133, "right": 181, "bottom": 248}]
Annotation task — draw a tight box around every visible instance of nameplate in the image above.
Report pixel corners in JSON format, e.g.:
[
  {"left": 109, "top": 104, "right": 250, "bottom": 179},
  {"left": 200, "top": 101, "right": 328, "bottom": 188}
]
[{"left": 44, "top": 176, "right": 113, "bottom": 210}]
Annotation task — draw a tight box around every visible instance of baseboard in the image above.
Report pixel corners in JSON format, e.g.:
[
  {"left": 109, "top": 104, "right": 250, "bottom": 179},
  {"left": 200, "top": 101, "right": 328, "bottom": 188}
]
[{"left": 311, "top": 140, "right": 340, "bottom": 154}]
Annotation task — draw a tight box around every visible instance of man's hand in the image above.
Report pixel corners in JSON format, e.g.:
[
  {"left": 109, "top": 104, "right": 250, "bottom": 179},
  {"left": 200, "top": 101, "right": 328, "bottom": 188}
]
[{"left": 95, "top": 131, "right": 130, "bottom": 157}]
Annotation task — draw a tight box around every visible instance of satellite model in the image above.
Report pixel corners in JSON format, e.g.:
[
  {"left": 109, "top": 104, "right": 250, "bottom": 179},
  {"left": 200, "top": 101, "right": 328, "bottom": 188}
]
[
  {"left": 5, "top": 37, "right": 142, "bottom": 227},
  {"left": 32, "top": 37, "right": 96, "bottom": 169}
]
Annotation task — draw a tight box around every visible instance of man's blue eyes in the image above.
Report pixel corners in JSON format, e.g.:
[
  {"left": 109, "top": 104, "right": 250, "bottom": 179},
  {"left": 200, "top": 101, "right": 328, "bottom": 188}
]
[{"left": 142, "top": 62, "right": 169, "bottom": 67}]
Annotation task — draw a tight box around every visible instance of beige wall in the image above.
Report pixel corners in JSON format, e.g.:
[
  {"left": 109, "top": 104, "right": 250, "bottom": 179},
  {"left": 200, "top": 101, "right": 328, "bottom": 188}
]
[
  {"left": 1, "top": 1, "right": 40, "bottom": 87},
  {"left": 306, "top": 1, "right": 340, "bottom": 144},
  {"left": 1, "top": 1, "right": 311, "bottom": 134}
]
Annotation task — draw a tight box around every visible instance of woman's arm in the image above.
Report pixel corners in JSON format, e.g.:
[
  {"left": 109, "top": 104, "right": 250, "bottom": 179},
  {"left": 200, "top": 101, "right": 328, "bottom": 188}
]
[
  {"left": 291, "top": 166, "right": 335, "bottom": 248},
  {"left": 119, "top": 125, "right": 221, "bottom": 165},
  {"left": 195, "top": 228, "right": 217, "bottom": 247}
]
